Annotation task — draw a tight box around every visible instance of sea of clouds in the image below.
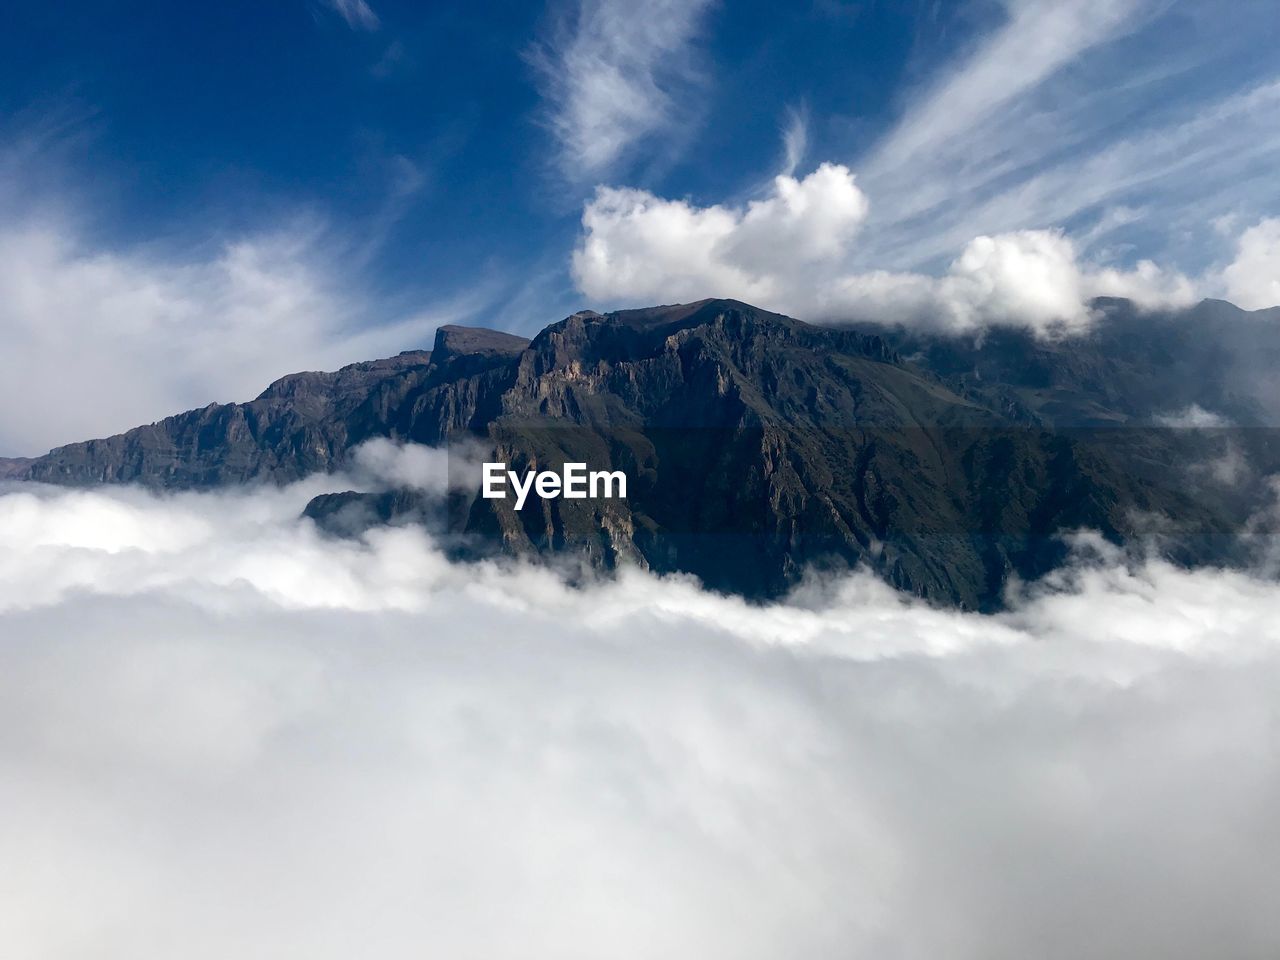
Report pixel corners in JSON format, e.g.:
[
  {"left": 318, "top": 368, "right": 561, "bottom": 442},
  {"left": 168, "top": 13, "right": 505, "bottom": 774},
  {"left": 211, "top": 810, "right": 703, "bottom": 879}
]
[{"left": 3, "top": 446, "right": 1280, "bottom": 959}]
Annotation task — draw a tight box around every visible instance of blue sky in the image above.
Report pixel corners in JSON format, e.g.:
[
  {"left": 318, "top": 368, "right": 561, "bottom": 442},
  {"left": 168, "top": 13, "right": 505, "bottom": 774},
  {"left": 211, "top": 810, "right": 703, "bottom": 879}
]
[
  {"left": 1, "top": 0, "right": 1278, "bottom": 453},
  {"left": 1, "top": 0, "right": 948, "bottom": 303}
]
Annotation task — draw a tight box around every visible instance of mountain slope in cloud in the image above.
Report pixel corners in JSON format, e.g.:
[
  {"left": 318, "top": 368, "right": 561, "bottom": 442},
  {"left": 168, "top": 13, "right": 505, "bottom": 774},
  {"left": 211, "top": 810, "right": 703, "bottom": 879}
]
[{"left": 4, "top": 297, "right": 1279, "bottom": 609}]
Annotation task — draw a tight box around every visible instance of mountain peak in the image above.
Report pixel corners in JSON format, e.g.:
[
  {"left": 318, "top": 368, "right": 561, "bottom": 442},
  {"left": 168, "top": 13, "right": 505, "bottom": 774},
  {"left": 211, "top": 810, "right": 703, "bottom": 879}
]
[
  {"left": 431, "top": 325, "right": 531, "bottom": 366},
  {"left": 602, "top": 298, "right": 797, "bottom": 331}
]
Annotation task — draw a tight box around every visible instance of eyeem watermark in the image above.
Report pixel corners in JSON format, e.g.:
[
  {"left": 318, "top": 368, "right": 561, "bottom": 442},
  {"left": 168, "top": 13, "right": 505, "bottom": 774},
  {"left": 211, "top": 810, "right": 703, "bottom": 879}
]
[{"left": 482, "top": 462, "right": 627, "bottom": 511}]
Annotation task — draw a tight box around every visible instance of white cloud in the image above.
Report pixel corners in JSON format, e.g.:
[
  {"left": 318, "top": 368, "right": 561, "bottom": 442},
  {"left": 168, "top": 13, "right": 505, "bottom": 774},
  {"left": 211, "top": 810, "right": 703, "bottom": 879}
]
[
  {"left": 573, "top": 162, "right": 869, "bottom": 304},
  {"left": 323, "top": 0, "right": 380, "bottom": 31},
  {"left": 1156, "top": 405, "right": 1232, "bottom": 429},
  {"left": 3, "top": 479, "right": 1280, "bottom": 957},
  {"left": 573, "top": 167, "right": 1197, "bottom": 335},
  {"left": 0, "top": 217, "right": 466, "bottom": 456},
  {"left": 936, "top": 230, "right": 1119, "bottom": 334},
  {"left": 826, "top": 231, "right": 1195, "bottom": 335},
  {"left": 350, "top": 438, "right": 453, "bottom": 493},
  {"left": 1222, "top": 217, "right": 1280, "bottom": 311},
  {"left": 574, "top": 185, "right": 760, "bottom": 302},
  {"left": 530, "top": 0, "right": 714, "bottom": 180}
]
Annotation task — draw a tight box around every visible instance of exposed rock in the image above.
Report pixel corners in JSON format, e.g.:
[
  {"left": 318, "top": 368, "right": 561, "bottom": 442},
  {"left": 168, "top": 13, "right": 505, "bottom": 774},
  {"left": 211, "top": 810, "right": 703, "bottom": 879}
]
[{"left": 11, "top": 298, "right": 1278, "bottom": 608}]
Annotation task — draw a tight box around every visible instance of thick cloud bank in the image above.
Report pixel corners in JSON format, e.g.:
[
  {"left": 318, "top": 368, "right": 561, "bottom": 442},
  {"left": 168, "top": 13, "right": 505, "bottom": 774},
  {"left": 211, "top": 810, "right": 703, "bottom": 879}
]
[
  {"left": 3, "top": 474, "right": 1280, "bottom": 959},
  {"left": 1223, "top": 217, "right": 1280, "bottom": 311},
  {"left": 573, "top": 165, "right": 1280, "bottom": 335}
]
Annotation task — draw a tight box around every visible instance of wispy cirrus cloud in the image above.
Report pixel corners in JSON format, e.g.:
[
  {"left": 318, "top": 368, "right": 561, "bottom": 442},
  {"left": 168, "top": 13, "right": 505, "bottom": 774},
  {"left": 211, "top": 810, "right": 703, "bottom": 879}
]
[
  {"left": 529, "top": 0, "right": 715, "bottom": 182},
  {"left": 865, "top": 0, "right": 1155, "bottom": 182},
  {"left": 863, "top": 75, "right": 1280, "bottom": 273},
  {"left": 851, "top": 0, "right": 1280, "bottom": 271},
  {"left": 322, "top": 0, "right": 381, "bottom": 32},
  {"left": 779, "top": 105, "right": 808, "bottom": 178}
]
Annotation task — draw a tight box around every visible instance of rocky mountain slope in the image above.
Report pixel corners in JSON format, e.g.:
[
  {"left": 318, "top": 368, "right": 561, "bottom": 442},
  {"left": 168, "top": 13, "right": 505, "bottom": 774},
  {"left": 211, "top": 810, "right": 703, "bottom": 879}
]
[{"left": 4, "top": 297, "right": 1276, "bottom": 609}]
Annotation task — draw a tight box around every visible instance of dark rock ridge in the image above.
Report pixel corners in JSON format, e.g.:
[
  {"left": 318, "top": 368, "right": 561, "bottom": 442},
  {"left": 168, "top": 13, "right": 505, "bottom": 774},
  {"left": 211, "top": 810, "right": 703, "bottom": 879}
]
[
  {"left": 0, "top": 457, "right": 33, "bottom": 480},
  {"left": 9, "top": 350, "right": 437, "bottom": 487},
  {"left": 4, "top": 297, "right": 1278, "bottom": 609}
]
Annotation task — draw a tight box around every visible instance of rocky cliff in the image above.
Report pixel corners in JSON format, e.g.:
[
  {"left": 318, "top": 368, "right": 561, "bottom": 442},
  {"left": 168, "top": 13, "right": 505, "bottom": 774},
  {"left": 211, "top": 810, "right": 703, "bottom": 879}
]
[{"left": 5, "top": 297, "right": 1275, "bottom": 609}]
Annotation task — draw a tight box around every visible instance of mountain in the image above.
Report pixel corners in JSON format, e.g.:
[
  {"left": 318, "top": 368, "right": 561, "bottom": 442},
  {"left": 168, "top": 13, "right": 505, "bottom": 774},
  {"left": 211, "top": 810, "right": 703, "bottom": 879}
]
[
  {"left": 885, "top": 298, "right": 1280, "bottom": 428},
  {"left": 4, "top": 297, "right": 1277, "bottom": 609}
]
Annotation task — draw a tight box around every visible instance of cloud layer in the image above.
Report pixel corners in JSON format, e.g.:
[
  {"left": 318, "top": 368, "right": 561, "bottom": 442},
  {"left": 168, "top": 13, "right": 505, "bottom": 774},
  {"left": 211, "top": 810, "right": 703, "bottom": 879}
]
[{"left": 3, "top": 473, "right": 1280, "bottom": 958}]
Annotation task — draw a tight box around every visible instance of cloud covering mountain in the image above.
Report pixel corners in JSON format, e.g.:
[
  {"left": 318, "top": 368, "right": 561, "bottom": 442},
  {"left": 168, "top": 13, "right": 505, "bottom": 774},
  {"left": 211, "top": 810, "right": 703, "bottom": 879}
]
[{"left": 574, "top": 163, "right": 1280, "bottom": 336}]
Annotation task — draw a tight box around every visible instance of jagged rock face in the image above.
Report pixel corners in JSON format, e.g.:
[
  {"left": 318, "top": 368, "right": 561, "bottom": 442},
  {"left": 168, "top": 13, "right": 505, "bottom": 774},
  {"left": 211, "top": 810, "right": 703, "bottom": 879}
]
[
  {"left": 16, "top": 351, "right": 437, "bottom": 487},
  {"left": 4, "top": 297, "right": 1275, "bottom": 609}
]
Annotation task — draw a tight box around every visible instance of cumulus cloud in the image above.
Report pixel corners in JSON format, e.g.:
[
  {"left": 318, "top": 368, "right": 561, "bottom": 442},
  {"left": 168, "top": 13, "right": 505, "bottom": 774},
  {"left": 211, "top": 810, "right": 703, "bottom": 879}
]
[
  {"left": 825, "top": 230, "right": 1196, "bottom": 335},
  {"left": 573, "top": 166, "right": 1197, "bottom": 335},
  {"left": 530, "top": 0, "right": 714, "bottom": 180},
  {"left": 3, "top": 475, "right": 1280, "bottom": 958},
  {"left": 574, "top": 163, "right": 869, "bottom": 304},
  {"left": 0, "top": 218, "right": 465, "bottom": 456},
  {"left": 1222, "top": 217, "right": 1280, "bottom": 311}
]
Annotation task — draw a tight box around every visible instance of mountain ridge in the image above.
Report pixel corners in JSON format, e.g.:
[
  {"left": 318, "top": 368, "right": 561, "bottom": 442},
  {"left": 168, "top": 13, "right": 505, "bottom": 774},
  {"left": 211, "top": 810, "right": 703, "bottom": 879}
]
[{"left": 3, "top": 296, "right": 1277, "bottom": 608}]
